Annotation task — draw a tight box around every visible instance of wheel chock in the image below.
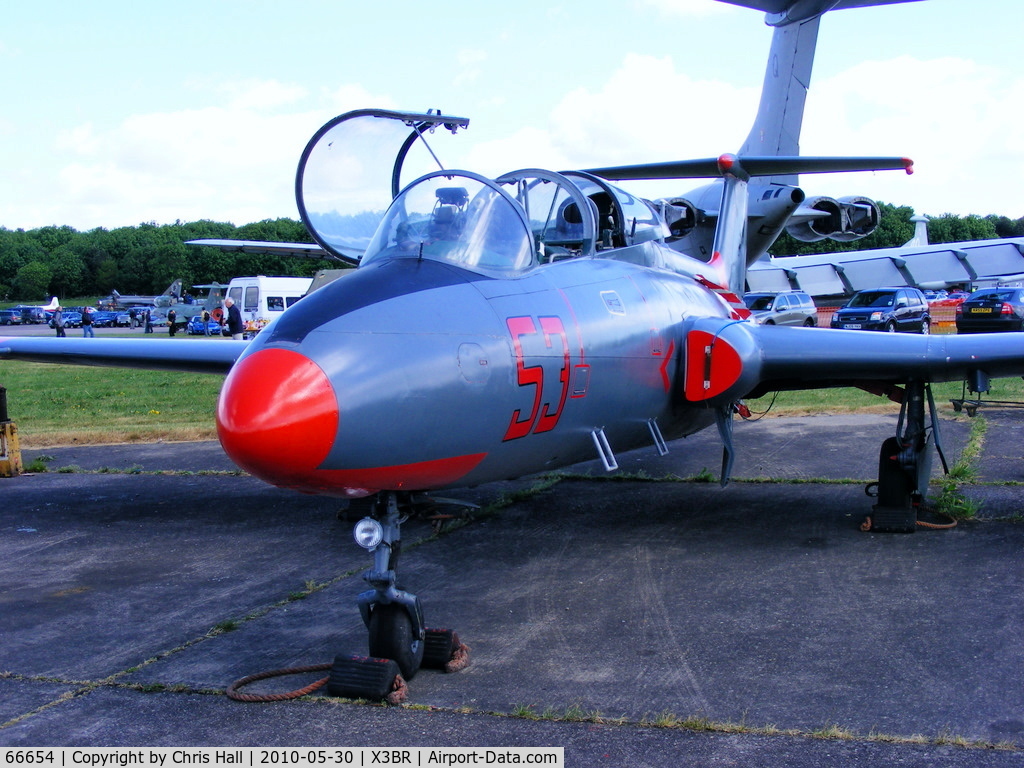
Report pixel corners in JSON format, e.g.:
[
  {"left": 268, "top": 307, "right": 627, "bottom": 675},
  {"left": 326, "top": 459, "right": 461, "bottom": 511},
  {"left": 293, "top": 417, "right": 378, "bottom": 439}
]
[
  {"left": 865, "top": 505, "right": 917, "bottom": 533},
  {"left": 327, "top": 654, "right": 407, "bottom": 703},
  {"left": 422, "top": 628, "right": 470, "bottom": 673}
]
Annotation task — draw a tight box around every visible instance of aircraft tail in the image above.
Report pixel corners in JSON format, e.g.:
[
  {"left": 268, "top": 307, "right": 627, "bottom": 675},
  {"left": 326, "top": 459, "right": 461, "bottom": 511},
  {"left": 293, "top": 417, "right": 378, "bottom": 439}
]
[
  {"left": 42, "top": 297, "right": 59, "bottom": 311},
  {"left": 737, "top": 13, "right": 819, "bottom": 173}
]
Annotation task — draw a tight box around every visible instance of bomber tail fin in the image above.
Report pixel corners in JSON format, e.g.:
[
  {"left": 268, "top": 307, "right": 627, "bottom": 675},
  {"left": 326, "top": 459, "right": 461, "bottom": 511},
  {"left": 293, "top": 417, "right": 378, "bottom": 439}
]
[
  {"left": 736, "top": 13, "right": 819, "bottom": 174},
  {"left": 729, "top": 0, "right": 924, "bottom": 184}
]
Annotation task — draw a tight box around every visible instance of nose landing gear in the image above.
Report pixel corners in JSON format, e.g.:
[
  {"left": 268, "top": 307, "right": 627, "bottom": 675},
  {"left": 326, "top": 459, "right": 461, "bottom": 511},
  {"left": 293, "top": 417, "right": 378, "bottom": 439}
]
[{"left": 330, "top": 491, "right": 468, "bottom": 699}]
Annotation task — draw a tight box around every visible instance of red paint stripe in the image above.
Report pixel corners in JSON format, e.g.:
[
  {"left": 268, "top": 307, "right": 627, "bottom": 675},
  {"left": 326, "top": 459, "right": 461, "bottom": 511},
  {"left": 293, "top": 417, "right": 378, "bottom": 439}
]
[{"left": 279, "top": 453, "right": 489, "bottom": 496}]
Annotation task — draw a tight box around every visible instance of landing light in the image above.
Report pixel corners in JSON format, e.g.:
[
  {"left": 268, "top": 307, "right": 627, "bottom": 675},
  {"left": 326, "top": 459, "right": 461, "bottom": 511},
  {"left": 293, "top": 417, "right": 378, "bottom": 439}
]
[{"left": 353, "top": 517, "right": 384, "bottom": 550}]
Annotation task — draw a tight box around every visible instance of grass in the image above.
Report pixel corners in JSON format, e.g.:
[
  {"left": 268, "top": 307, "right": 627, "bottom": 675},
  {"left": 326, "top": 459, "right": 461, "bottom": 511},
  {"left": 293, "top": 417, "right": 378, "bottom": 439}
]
[
  {"left": 746, "top": 378, "right": 1024, "bottom": 418},
  {"left": 0, "top": 360, "right": 222, "bottom": 447}
]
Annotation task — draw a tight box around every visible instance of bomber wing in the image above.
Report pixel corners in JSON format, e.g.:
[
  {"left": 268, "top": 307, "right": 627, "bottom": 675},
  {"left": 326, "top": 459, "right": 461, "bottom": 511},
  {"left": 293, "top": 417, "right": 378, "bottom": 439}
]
[
  {"left": 0, "top": 337, "right": 246, "bottom": 374},
  {"left": 585, "top": 155, "right": 913, "bottom": 181},
  {"left": 747, "top": 237, "right": 1024, "bottom": 296}
]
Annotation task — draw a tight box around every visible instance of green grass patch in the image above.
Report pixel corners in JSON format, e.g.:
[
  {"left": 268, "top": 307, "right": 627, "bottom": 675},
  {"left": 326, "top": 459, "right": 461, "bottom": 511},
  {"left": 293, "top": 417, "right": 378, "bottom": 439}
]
[
  {"left": 746, "top": 379, "right": 1024, "bottom": 418},
  {"left": 0, "top": 360, "right": 222, "bottom": 447}
]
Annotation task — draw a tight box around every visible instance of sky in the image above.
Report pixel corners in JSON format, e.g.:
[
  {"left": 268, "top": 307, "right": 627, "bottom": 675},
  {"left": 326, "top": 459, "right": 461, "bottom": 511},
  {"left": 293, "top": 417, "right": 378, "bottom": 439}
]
[{"left": 3, "top": 0, "right": 1023, "bottom": 232}]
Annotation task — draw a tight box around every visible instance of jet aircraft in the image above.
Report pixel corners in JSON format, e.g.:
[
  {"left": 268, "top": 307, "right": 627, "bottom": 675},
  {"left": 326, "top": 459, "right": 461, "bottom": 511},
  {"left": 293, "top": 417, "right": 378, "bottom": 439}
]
[
  {"left": 5, "top": 0, "right": 1024, "bottom": 692},
  {"left": 98, "top": 279, "right": 185, "bottom": 310}
]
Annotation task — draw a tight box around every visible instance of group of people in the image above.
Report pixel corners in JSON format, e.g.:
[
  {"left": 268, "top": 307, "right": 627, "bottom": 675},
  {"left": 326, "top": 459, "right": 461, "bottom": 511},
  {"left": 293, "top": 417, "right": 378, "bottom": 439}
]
[{"left": 52, "top": 297, "right": 244, "bottom": 340}]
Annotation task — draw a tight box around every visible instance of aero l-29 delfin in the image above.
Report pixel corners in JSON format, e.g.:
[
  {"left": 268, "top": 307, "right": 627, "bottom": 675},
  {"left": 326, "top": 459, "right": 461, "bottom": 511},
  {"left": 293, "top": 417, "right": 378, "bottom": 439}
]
[{"left": 4, "top": 0, "right": 1024, "bottom": 687}]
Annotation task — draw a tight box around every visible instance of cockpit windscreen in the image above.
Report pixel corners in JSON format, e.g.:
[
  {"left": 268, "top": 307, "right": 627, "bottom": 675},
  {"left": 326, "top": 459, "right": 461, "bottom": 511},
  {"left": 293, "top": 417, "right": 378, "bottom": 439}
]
[{"left": 361, "top": 171, "right": 535, "bottom": 275}]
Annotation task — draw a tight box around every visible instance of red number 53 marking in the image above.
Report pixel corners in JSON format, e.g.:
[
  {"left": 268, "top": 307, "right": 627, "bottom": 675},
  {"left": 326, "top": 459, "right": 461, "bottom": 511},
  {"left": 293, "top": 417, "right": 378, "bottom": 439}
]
[{"left": 503, "top": 315, "right": 570, "bottom": 441}]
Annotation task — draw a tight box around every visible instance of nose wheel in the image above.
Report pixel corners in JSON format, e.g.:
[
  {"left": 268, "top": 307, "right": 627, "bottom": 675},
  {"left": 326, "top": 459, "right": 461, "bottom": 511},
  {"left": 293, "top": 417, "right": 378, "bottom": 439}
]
[
  {"left": 340, "top": 491, "right": 469, "bottom": 697},
  {"left": 367, "top": 602, "right": 424, "bottom": 679}
]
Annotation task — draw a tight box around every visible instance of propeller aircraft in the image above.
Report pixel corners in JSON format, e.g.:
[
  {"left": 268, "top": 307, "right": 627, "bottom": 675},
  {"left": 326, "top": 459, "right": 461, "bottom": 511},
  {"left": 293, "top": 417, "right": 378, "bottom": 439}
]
[{"left": 5, "top": 0, "right": 1024, "bottom": 691}]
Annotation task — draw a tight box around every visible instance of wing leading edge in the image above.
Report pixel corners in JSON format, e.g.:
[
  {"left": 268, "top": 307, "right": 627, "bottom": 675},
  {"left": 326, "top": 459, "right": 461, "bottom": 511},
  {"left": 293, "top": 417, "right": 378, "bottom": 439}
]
[{"left": 0, "top": 337, "right": 247, "bottom": 374}]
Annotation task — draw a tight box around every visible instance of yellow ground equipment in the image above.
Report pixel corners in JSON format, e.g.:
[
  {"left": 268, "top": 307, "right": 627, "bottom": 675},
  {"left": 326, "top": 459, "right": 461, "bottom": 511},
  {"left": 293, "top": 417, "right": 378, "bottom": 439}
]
[{"left": 0, "top": 386, "right": 22, "bottom": 477}]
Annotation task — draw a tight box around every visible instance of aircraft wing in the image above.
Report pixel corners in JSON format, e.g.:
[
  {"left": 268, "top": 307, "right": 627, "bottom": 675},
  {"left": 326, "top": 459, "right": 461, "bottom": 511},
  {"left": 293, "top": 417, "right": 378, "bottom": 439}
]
[
  {"left": 747, "top": 237, "right": 1024, "bottom": 296},
  {"left": 719, "top": 0, "right": 923, "bottom": 22},
  {"left": 187, "top": 239, "right": 332, "bottom": 260},
  {"left": 750, "top": 324, "right": 1024, "bottom": 395},
  {"left": 689, "top": 319, "right": 1024, "bottom": 405},
  {"left": 0, "top": 337, "right": 247, "bottom": 374}
]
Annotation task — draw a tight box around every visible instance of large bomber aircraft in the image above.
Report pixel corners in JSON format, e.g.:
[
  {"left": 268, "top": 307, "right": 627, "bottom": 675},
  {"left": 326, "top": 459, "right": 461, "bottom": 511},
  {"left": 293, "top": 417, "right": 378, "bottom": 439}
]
[{"left": 4, "top": 0, "right": 1024, "bottom": 691}]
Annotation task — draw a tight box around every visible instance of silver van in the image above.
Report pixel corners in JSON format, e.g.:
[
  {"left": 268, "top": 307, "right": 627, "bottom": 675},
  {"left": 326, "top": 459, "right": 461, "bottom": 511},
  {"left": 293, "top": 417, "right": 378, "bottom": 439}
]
[{"left": 744, "top": 291, "right": 818, "bottom": 327}]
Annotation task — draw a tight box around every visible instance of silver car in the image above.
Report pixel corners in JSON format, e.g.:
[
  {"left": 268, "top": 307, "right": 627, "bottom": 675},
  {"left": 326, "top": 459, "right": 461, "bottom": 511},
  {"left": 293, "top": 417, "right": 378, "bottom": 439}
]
[{"left": 744, "top": 291, "right": 818, "bottom": 327}]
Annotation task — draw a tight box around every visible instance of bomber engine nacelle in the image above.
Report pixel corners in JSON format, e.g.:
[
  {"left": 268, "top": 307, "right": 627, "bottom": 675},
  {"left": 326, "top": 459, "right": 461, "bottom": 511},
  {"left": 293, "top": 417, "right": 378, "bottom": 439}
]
[{"left": 785, "top": 195, "right": 880, "bottom": 243}]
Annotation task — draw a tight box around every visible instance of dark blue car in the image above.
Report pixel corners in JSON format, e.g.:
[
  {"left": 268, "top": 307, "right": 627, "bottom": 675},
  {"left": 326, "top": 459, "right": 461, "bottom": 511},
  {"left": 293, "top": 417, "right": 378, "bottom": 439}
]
[{"left": 187, "top": 315, "right": 223, "bottom": 335}]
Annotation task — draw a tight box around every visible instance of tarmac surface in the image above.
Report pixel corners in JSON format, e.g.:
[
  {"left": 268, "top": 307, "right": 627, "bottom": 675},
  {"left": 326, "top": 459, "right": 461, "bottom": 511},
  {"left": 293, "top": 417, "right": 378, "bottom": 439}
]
[{"left": 2, "top": 408, "right": 1024, "bottom": 765}]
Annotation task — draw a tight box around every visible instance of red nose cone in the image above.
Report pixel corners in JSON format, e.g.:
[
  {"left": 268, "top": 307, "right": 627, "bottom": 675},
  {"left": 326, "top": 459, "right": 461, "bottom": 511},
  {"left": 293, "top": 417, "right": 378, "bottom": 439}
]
[{"left": 217, "top": 348, "right": 338, "bottom": 490}]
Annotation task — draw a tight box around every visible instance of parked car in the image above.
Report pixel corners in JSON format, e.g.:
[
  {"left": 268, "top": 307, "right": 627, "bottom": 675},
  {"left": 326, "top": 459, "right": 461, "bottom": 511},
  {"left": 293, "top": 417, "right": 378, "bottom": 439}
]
[
  {"left": 955, "top": 287, "right": 1024, "bottom": 333},
  {"left": 744, "top": 291, "right": 817, "bottom": 327},
  {"left": 187, "top": 315, "right": 222, "bottom": 335},
  {"left": 0, "top": 309, "right": 22, "bottom": 325},
  {"left": 61, "top": 311, "right": 83, "bottom": 328},
  {"left": 14, "top": 306, "right": 47, "bottom": 324},
  {"left": 115, "top": 312, "right": 132, "bottom": 327},
  {"left": 830, "top": 287, "right": 930, "bottom": 333},
  {"left": 90, "top": 311, "right": 118, "bottom": 327}
]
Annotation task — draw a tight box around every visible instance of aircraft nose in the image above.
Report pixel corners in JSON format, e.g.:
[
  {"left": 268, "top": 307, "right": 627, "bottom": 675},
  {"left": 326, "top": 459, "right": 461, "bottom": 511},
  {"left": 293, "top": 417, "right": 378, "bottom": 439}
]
[{"left": 216, "top": 347, "right": 339, "bottom": 491}]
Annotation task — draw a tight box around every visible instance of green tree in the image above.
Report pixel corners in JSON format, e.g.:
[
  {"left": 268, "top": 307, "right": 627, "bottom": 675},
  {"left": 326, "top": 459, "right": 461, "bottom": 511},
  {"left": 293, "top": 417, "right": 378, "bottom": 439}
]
[
  {"left": 13, "top": 261, "right": 52, "bottom": 300},
  {"left": 94, "top": 257, "right": 119, "bottom": 293},
  {"left": 926, "top": 213, "right": 997, "bottom": 244},
  {"left": 46, "top": 245, "right": 86, "bottom": 298},
  {"left": 985, "top": 215, "right": 1024, "bottom": 239},
  {"left": 147, "top": 240, "right": 190, "bottom": 293}
]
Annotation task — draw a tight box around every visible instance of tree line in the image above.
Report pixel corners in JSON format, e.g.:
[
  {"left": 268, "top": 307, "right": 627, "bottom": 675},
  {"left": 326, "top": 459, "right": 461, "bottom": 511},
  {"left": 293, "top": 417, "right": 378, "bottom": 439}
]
[
  {"left": 0, "top": 218, "right": 319, "bottom": 302},
  {"left": 2, "top": 205, "right": 1022, "bottom": 302}
]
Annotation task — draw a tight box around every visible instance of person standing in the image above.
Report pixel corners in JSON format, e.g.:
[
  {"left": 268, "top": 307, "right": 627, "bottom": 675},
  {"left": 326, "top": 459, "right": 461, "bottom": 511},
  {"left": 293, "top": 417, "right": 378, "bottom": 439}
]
[
  {"left": 81, "top": 307, "right": 94, "bottom": 338},
  {"left": 167, "top": 308, "right": 177, "bottom": 337},
  {"left": 202, "top": 309, "right": 211, "bottom": 336},
  {"left": 53, "top": 306, "right": 66, "bottom": 337},
  {"left": 144, "top": 309, "right": 153, "bottom": 334},
  {"left": 224, "top": 297, "right": 244, "bottom": 341}
]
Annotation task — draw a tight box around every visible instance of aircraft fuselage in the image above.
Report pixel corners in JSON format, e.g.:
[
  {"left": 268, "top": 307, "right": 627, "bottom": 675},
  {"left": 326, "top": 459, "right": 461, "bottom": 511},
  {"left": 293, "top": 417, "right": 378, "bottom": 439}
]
[{"left": 216, "top": 253, "right": 736, "bottom": 497}]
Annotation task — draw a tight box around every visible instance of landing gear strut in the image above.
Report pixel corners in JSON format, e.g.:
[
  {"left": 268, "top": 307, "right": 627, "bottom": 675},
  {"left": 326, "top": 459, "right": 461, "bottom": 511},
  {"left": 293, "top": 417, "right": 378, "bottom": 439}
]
[
  {"left": 866, "top": 381, "right": 948, "bottom": 532},
  {"left": 352, "top": 492, "right": 425, "bottom": 679},
  {"left": 326, "top": 491, "right": 469, "bottom": 700}
]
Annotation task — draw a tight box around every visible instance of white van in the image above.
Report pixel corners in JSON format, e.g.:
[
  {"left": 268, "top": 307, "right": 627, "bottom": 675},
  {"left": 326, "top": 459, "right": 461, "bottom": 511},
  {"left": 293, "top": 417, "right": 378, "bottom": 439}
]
[{"left": 225, "top": 276, "right": 312, "bottom": 334}]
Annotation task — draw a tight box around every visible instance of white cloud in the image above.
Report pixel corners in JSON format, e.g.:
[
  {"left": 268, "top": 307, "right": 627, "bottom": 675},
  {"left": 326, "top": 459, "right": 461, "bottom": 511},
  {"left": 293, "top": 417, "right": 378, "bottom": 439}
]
[
  {"left": 465, "top": 52, "right": 758, "bottom": 185},
  {"left": 24, "top": 80, "right": 398, "bottom": 228},
  {"left": 455, "top": 49, "right": 488, "bottom": 89},
  {"left": 801, "top": 55, "right": 1024, "bottom": 216}
]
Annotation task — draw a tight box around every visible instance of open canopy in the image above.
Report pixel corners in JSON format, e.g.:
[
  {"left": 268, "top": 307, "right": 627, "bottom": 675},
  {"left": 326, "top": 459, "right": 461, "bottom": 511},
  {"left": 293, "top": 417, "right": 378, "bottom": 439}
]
[{"left": 295, "top": 109, "right": 470, "bottom": 264}]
